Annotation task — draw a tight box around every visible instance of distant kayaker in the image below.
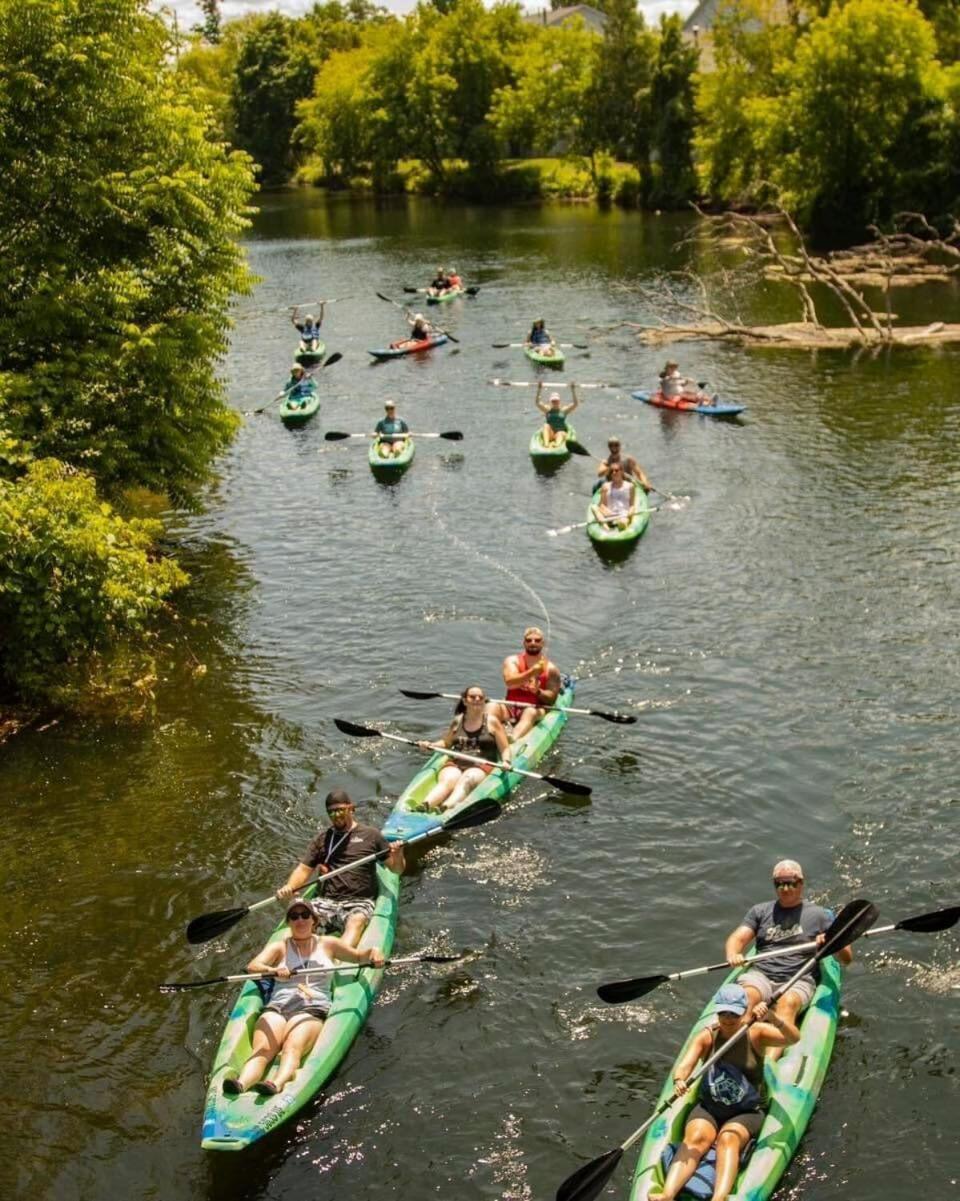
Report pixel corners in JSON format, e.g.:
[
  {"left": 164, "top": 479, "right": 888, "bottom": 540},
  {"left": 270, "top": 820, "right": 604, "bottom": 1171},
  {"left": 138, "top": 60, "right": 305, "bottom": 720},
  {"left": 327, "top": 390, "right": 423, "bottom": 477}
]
[
  {"left": 416, "top": 685, "right": 512, "bottom": 812},
  {"left": 276, "top": 788, "right": 405, "bottom": 947},
  {"left": 373, "top": 400, "right": 410, "bottom": 459},
  {"left": 536, "top": 382, "right": 579, "bottom": 448},
  {"left": 490, "top": 627, "right": 563, "bottom": 742},
  {"left": 407, "top": 312, "right": 433, "bottom": 341},
  {"left": 659, "top": 359, "right": 716, "bottom": 404},
  {"left": 430, "top": 266, "right": 446, "bottom": 291},
  {"left": 597, "top": 436, "right": 651, "bottom": 492},
  {"left": 446, "top": 266, "right": 462, "bottom": 289},
  {"left": 724, "top": 859, "right": 854, "bottom": 1058},
  {"left": 291, "top": 304, "right": 325, "bottom": 350},
  {"left": 527, "top": 319, "right": 552, "bottom": 347},
  {"left": 221, "top": 896, "right": 385, "bottom": 1097},
  {"left": 648, "top": 982, "right": 799, "bottom": 1201},
  {"left": 592, "top": 462, "right": 637, "bottom": 530},
  {"left": 283, "top": 364, "right": 315, "bottom": 409}
]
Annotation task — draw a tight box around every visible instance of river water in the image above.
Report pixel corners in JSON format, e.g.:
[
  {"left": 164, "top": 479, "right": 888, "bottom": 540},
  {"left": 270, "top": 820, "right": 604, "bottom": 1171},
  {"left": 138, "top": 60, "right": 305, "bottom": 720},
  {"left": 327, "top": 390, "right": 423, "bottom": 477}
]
[{"left": 2, "top": 194, "right": 958, "bottom": 1201}]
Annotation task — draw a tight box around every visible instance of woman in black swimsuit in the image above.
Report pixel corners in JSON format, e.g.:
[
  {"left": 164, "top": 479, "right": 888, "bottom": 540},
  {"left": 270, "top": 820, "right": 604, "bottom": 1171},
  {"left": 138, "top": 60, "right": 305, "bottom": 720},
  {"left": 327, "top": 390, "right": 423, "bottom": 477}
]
[{"left": 417, "top": 685, "right": 511, "bottom": 812}]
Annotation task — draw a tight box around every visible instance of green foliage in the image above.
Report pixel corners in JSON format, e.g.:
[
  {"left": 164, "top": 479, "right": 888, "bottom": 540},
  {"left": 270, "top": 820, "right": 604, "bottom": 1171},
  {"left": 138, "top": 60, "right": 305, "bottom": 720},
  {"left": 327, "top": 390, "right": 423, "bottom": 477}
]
[
  {"left": 0, "top": 460, "right": 187, "bottom": 700},
  {"left": 647, "top": 16, "right": 698, "bottom": 207},
  {"left": 583, "top": 0, "right": 656, "bottom": 163},
  {"left": 0, "top": 0, "right": 256, "bottom": 504}
]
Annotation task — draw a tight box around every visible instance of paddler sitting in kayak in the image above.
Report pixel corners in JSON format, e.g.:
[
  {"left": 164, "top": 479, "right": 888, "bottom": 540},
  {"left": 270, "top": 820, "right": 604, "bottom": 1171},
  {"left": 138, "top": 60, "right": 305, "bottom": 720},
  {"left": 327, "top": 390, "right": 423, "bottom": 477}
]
[
  {"left": 527, "top": 318, "right": 552, "bottom": 347},
  {"left": 591, "top": 462, "right": 637, "bottom": 530},
  {"left": 373, "top": 400, "right": 410, "bottom": 459},
  {"left": 725, "top": 859, "right": 853, "bottom": 1060},
  {"left": 291, "top": 304, "right": 325, "bottom": 351},
  {"left": 597, "top": 436, "right": 651, "bottom": 492},
  {"left": 391, "top": 311, "right": 433, "bottom": 350},
  {"left": 659, "top": 359, "right": 717, "bottom": 405},
  {"left": 221, "top": 896, "right": 385, "bottom": 1097},
  {"left": 648, "top": 982, "right": 799, "bottom": 1201},
  {"left": 416, "top": 685, "right": 512, "bottom": 812},
  {"left": 489, "top": 626, "right": 563, "bottom": 742},
  {"left": 536, "top": 382, "right": 579, "bottom": 448},
  {"left": 446, "top": 266, "right": 462, "bottom": 289},
  {"left": 282, "top": 364, "right": 316, "bottom": 410},
  {"left": 276, "top": 788, "right": 405, "bottom": 947}
]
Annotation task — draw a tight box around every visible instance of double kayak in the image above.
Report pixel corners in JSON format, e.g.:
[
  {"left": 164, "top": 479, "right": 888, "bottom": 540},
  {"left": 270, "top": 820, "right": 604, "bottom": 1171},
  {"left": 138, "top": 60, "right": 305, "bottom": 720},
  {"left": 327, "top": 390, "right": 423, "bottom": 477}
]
[
  {"left": 279, "top": 381, "right": 320, "bottom": 427},
  {"left": 369, "top": 436, "right": 415, "bottom": 473},
  {"left": 632, "top": 390, "right": 745, "bottom": 418},
  {"left": 381, "top": 679, "right": 575, "bottom": 842},
  {"left": 426, "top": 287, "right": 464, "bottom": 305},
  {"left": 295, "top": 341, "right": 326, "bottom": 367},
  {"left": 368, "top": 333, "right": 448, "bottom": 359},
  {"left": 201, "top": 865, "right": 399, "bottom": 1151},
  {"left": 530, "top": 425, "right": 576, "bottom": 462},
  {"left": 525, "top": 342, "right": 565, "bottom": 367},
  {"left": 629, "top": 956, "right": 842, "bottom": 1200},
  {"left": 587, "top": 482, "right": 650, "bottom": 546}
]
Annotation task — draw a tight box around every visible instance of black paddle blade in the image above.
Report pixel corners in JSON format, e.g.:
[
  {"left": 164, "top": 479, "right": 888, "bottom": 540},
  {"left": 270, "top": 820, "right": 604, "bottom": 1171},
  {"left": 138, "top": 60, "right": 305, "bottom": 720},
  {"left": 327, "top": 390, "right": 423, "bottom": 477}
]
[
  {"left": 325, "top": 431, "right": 351, "bottom": 440},
  {"left": 159, "top": 976, "right": 227, "bottom": 993},
  {"left": 556, "top": 1147, "right": 624, "bottom": 1201},
  {"left": 322, "top": 352, "right": 342, "bottom": 368},
  {"left": 402, "top": 286, "right": 419, "bottom": 293},
  {"left": 542, "top": 773, "right": 592, "bottom": 797},
  {"left": 597, "top": 973, "right": 669, "bottom": 1004},
  {"left": 400, "top": 688, "right": 442, "bottom": 700},
  {"left": 466, "top": 286, "right": 480, "bottom": 295},
  {"left": 567, "top": 441, "right": 591, "bottom": 457},
  {"left": 185, "top": 906, "right": 249, "bottom": 945},
  {"left": 597, "top": 710, "right": 637, "bottom": 725},
  {"left": 897, "top": 905, "right": 960, "bottom": 933},
  {"left": 376, "top": 291, "right": 396, "bottom": 304},
  {"left": 334, "top": 718, "right": 380, "bottom": 738},
  {"left": 819, "top": 898, "right": 879, "bottom": 959},
  {"left": 416, "top": 953, "right": 467, "bottom": 964},
  {"left": 440, "top": 431, "right": 464, "bottom": 440},
  {"left": 444, "top": 799, "right": 502, "bottom": 830}
]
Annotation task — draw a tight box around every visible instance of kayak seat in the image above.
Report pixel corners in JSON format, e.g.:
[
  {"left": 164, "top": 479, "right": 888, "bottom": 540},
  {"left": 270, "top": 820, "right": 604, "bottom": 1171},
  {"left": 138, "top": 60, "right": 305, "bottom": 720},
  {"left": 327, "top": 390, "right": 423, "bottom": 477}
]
[{"left": 660, "top": 1138, "right": 755, "bottom": 1199}]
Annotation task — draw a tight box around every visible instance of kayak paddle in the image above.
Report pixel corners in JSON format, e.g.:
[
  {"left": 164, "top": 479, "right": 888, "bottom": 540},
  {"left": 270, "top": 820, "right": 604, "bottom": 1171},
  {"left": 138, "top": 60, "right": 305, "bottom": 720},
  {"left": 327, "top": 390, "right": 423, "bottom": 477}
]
[
  {"left": 548, "top": 508, "right": 662, "bottom": 537},
  {"left": 399, "top": 688, "right": 637, "bottom": 725},
  {"left": 489, "top": 379, "right": 615, "bottom": 389},
  {"left": 596, "top": 903, "right": 960, "bottom": 1003},
  {"left": 250, "top": 352, "right": 343, "bottom": 414},
  {"left": 555, "top": 899, "right": 879, "bottom": 1201},
  {"left": 324, "top": 430, "right": 463, "bottom": 441},
  {"left": 334, "top": 717, "right": 592, "bottom": 796},
  {"left": 403, "top": 285, "right": 480, "bottom": 296},
  {"left": 161, "top": 951, "right": 468, "bottom": 993},
  {"left": 375, "top": 292, "right": 459, "bottom": 343},
  {"left": 185, "top": 799, "right": 501, "bottom": 945},
  {"left": 492, "top": 341, "right": 589, "bottom": 350}
]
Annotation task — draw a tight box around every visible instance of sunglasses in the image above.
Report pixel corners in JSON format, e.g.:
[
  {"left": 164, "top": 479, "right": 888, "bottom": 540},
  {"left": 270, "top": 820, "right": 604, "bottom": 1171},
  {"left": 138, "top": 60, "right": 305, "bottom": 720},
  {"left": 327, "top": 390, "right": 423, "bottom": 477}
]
[
  {"left": 327, "top": 806, "right": 352, "bottom": 815},
  {"left": 288, "top": 911, "right": 313, "bottom": 921},
  {"left": 774, "top": 878, "right": 802, "bottom": 888}
]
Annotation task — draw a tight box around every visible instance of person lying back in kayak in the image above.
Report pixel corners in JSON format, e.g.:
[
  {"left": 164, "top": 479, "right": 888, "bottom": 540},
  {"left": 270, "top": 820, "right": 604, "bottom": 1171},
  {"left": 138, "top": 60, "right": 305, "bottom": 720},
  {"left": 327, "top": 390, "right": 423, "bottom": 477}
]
[
  {"left": 536, "top": 382, "right": 579, "bottom": 447},
  {"left": 221, "top": 896, "right": 385, "bottom": 1098},
  {"left": 592, "top": 463, "right": 637, "bottom": 530},
  {"left": 416, "top": 684, "right": 512, "bottom": 812},
  {"left": 659, "top": 359, "right": 717, "bottom": 405},
  {"left": 597, "top": 435, "right": 651, "bottom": 492},
  {"left": 489, "top": 626, "right": 563, "bottom": 742},
  {"left": 276, "top": 788, "right": 404, "bottom": 947},
  {"left": 373, "top": 400, "right": 410, "bottom": 459},
  {"left": 724, "top": 859, "right": 853, "bottom": 1061},
  {"left": 648, "top": 982, "right": 799, "bottom": 1201},
  {"left": 527, "top": 319, "right": 552, "bottom": 346},
  {"left": 291, "top": 304, "right": 325, "bottom": 350},
  {"left": 283, "top": 364, "right": 316, "bottom": 409}
]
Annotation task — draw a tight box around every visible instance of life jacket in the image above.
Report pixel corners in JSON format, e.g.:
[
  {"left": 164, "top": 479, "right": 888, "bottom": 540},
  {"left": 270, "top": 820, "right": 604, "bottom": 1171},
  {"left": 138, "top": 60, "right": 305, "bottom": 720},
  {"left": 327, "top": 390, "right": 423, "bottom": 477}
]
[{"left": 505, "top": 651, "right": 548, "bottom": 707}]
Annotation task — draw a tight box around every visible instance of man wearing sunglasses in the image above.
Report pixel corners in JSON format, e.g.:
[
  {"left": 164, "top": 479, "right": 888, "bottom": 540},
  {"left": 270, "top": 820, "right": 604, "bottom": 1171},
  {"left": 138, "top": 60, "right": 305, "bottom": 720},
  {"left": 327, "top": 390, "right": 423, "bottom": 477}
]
[
  {"left": 276, "top": 788, "right": 404, "bottom": 948},
  {"left": 723, "top": 860, "right": 854, "bottom": 1054},
  {"left": 493, "top": 626, "right": 562, "bottom": 742}
]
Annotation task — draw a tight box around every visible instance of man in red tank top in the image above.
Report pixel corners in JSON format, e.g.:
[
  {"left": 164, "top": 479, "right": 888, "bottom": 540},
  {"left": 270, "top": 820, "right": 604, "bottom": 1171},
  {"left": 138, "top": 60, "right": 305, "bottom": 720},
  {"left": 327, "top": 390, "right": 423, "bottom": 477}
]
[{"left": 494, "top": 626, "right": 562, "bottom": 742}]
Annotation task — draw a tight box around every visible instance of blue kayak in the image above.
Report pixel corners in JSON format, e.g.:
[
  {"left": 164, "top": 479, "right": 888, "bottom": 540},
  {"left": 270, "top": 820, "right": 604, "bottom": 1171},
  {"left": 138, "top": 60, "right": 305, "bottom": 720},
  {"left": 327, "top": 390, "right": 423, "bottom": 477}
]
[
  {"left": 368, "top": 334, "right": 448, "bottom": 359},
  {"left": 632, "top": 390, "right": 745, "bottom": 417}
]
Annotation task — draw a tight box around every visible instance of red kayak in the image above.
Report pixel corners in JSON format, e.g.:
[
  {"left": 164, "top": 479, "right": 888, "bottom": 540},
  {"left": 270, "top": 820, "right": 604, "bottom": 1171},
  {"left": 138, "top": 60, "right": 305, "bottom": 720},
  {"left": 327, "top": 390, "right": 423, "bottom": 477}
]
[
  {"left": 368, "top": 334, "right": 448, "bottom": 360},
  {"left": 632, "top": 389, "right": 745, "bottom": 417}
]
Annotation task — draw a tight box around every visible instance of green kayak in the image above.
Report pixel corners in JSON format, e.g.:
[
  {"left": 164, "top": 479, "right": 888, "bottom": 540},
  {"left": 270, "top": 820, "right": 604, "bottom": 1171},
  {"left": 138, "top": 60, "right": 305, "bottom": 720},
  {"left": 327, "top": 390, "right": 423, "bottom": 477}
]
[
  {"left": 381, "top": 679, "right": 575, "bottom": 842},
  {"left": 524, "top": 342, "right": 565, "bottom": 367},
  {"left": 279, "top": 381, "right": 320, "bottom": 427},
  {"left": 201, "top": 865, "right": 399, "bottom": 1151},
  {"left": 586, "top": 482, "right": 650, "bottom": 546},
  {"left": 295, "top": 341, "right": 326, "bottom": 367},
  {"left": 529, "top": 424, "right": 576, "bottom": 462},
  {"left": 629, "top": 956, "right": 843, "bottom": 1201},
  {"left": 369, "top": 436, "right": 415, "bottom": 474},
  {"left": 426, "top": 286, "right": 464, "bottom": 305}
]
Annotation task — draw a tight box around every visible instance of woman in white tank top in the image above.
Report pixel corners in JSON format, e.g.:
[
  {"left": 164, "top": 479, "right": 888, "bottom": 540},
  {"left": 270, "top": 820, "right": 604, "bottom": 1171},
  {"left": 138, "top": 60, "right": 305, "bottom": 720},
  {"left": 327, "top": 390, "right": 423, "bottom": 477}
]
[{"left": 593, "top": 463, "right": 637, "bottom": 529}]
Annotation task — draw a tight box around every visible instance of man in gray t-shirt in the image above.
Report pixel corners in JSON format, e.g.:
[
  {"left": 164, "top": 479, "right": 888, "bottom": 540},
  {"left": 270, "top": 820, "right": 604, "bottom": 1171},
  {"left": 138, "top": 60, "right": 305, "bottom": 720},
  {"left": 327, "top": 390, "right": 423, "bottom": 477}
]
[{"left": 724, "top": 859, "right": 854, "bottom": 1054}]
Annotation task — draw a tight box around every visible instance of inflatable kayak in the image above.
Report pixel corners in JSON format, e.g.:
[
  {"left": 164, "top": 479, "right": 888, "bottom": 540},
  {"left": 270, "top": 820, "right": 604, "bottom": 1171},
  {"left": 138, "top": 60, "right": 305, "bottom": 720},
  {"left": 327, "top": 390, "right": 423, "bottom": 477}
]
[
  {"left": 200, "top": 865, "right": 398, "bottom": 1151},
  {"left": 586, "top": 482, "right": 650, "bottom": 547},
  {"left": 525, "top": 342, "right": 565, "bottom": 367},
  {"left": 369, "top": 436, "right": 415, "bottom": 473},
  {"left": 295, "top": 341, "right": 326, "bottom": 367},
  {"left": 368, "top": 334, "right": 448, "bottom": 359},
  {"left": 632, "top": 390, "right": 745, "bottom": 417},
  {"left": 279, "top": 381, "right": 320, "bottom": 427},
  {"left": 381, "top": 680, "right": 575, "bottom": 842},
  {"left": 426, "top": 286, "right": 464, "bottom": 305},
  {"left": 629, "top": 956, "right": 842, "bottom": 1200},
  {"left": 529, "top": 424, "right": 576, "bottom": 462}
]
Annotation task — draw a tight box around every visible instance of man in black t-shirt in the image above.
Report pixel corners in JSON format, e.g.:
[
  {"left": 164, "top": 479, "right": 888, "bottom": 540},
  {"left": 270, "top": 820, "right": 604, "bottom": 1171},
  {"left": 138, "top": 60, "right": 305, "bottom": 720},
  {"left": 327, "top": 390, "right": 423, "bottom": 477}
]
[
  {"left": 724, "top": 859, "right": 854, "bottom": 1054},
  {"left": 276, "top": 789, "right": 404, "bottom": 947}
]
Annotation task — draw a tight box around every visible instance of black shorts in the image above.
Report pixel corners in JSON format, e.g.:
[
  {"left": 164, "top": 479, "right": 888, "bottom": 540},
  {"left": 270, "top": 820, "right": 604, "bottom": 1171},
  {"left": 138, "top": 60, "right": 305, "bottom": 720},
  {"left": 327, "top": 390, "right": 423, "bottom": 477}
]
[
  {"left": 688, "top": 1103, "right": 764, "bottom": 1138},
  {"left": 264, "top": 991, "right": 330, "bottom": 1021}
]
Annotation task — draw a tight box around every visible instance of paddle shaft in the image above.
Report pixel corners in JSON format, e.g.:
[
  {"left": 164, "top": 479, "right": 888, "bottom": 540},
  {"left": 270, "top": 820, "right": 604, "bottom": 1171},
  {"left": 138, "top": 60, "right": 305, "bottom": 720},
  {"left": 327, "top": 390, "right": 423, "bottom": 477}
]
[
  {"left": 404, "top": 690, "right": 633, "bottom": 723},
  {"left": 162, "top": 954, "right": 451, "bottom": 992},
  {"left": 490, "top": 379, "right": 612, "bottom": 389},
  {"left": 380, "top": 729, "right": 536, "bottom": 780},
  {"left": 375, "top": 292, "right": 459, "bottom": 343}
]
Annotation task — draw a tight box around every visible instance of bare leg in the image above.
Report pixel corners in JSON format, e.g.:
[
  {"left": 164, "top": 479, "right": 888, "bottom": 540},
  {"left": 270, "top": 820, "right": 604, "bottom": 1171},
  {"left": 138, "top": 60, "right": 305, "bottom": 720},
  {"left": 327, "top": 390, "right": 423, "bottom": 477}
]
[
  {"left": 340, "top": 910, "right": 369, "bottom": 948},
  {"left": 510, "top": 706, "right": 543, "bottom": 743},
  {"left": 271, "top": 1015, "right": 323, "bottom": 1091},
  {"left": 444, "top": 766, "right": 486, "bottom": 809},
  {"left": 236, "top": 1011, "right": 287, "bottom": 1089},
  {"left": 768, "top": 991, "right": 804, "bottom": 1062},
  {"left": 711, "top": 1123, "right": 751, "bottom": 1201},
  {"left": 542, "top": 422, "right": 556, "bottom": 446},
  {"left": 649, "top": 1119, "right": 715, "bottom": 1201},
  {"left": 422, "top": 764, "right": 463, "bottom": 811}
]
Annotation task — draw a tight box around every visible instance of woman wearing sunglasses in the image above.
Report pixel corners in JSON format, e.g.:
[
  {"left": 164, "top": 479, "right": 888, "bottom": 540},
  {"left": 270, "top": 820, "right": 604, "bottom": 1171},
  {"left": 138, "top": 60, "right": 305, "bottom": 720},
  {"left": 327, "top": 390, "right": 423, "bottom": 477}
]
[
  {"left": 648, "top": 982, "right": 799, "bottom": 1201},
  {"left": 222, "top": 897, "right": 384, "bottom": 1097},
  {"left": 417, "top": 684, "right": 511, "bottom": 812}
]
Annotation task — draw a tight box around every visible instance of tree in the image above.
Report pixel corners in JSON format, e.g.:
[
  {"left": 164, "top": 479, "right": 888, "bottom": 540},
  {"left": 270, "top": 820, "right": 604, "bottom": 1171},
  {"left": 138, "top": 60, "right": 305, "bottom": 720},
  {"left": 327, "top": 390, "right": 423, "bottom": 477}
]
[
  {"left": 196, "top": 0, "right": 221, "bottom": 43},
  {"left": 647, "top": 15, "right": 698, "bottom": 206},
  {"left": 583, "top": 0, "right": 656, "bottom": 164}
]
